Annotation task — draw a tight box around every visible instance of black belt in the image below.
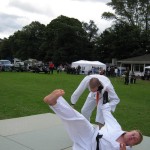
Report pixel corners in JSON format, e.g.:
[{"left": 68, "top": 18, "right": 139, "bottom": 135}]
[
  {"left": 96, "top": 133, "right": 103, "bottom": 150},
  {"left": 103, "top": 91, "right": 109, "bottom": 104}
]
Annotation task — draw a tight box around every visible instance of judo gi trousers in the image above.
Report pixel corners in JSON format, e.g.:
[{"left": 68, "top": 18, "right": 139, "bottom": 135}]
[
  {"left": 81, "top": 92, "right": 104, "bottom": 124},
  {"left": 50, "top": 96, "right": 98, "bottom": 150}
]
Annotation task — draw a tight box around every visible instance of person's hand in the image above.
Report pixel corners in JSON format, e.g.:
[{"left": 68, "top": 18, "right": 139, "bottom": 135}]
[{"left": 120, "top": 143, "right": 126, "bottom": 150}]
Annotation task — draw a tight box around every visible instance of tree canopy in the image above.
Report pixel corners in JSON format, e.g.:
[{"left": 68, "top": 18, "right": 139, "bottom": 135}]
[{"left": 0, "top": 0, "right": 149, "bottom": 64}]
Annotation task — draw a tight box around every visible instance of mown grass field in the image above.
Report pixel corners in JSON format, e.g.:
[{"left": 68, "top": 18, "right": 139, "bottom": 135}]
[{"left": 0, "top": 71, "right": 149, "bottom": 136}]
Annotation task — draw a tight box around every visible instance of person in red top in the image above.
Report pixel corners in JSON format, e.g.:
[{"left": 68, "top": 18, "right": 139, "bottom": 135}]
[{"left": 49, "top": 61, "right": 54, "bottom": 74}]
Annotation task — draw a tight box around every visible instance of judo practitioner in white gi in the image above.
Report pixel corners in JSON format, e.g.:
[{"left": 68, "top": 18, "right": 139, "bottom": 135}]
[
  {"left": 44, "top": 89, "right": 143, "bottom": 150},
  {"left": 71, "top": 74, "right": 120, "bottom": 126}
]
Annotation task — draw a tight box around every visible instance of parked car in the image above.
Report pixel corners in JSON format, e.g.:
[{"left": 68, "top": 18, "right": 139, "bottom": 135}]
[
  {"left": 0, "top": 60, "right": 13, "bottom": 71},
  {"left": 32, "top": 65, "right": 50, "bottom": 74},
  {"left": 13, "top": 58, "right": 25, "bottom": 72}
]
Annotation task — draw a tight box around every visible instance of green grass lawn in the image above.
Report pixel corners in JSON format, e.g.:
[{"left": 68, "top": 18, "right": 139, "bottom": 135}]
[{"left": 0, "top": 71, "right": 150, "bottom": 136}]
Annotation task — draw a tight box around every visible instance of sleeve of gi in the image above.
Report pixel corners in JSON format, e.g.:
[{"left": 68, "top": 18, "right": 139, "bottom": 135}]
[
  {"left": 106, "top": 82, "right": 120, "bottom": 112},
  {"left": 71, "top": 76, "right": 90, "bottom": 104}
]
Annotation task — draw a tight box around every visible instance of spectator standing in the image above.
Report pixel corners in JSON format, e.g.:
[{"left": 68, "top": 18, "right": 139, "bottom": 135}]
[
  {"left": 130, "top": 71, "right": 136, "bottom": 84},
  {"left": 115, "top": 67, "right": 118, "bottom": 77},
  {"left": 49, "top": 61, "right": 54, "bottom": 74},
  {"left": 57, "top": 64, "right": 63, "bottom": 74},
  {"left": 76, "top": 65, "right": 81, "bottom": 75},
  {"left": 124, "top": 67, "right": 130, "bottom": 85}
]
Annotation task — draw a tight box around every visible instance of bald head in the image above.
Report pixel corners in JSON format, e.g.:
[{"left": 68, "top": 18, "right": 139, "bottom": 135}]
[{"left": 89, "top": 78, "right": 102, "bottom": 92}]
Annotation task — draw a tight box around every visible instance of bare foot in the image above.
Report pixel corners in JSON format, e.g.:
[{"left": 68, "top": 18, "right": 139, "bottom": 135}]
[{"left": 43, "top": 89, "right": 65, "bottom": 106}]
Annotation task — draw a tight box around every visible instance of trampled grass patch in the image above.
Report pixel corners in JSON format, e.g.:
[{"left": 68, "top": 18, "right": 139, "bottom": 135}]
[{"left": 0, "top": 72, "right": 149, "bottom": 136}]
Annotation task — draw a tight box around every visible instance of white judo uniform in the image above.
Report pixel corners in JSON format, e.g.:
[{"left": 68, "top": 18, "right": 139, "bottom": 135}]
[
  {"left": 50, "top": 96, "right": 131, "bottom": 150},
  {"left": 71, "top": 74, "right": 120, "bottom": 124}
]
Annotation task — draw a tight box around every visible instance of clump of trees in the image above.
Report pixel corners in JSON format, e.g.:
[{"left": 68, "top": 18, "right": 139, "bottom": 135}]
[
  {"left": 98, "top": 0, "right": 150, "bottom": 62},
  {"left": 0, "top": 0, "right": 149, "bottom": 65}
]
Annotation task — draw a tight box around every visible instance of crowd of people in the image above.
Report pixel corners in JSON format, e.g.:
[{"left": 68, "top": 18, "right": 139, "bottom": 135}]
[{"left": 48, "top": 62, "right": 142, "bottom": 85}]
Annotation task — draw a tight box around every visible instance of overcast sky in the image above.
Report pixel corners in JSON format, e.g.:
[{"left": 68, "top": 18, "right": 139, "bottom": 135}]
[{"left": 0, "top": 0, "right": 113, "bottom": 39}]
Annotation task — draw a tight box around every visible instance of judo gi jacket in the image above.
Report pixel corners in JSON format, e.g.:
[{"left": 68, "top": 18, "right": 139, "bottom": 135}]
[{"left": 50, "top": 96, "right": 131, "bottom": 150}]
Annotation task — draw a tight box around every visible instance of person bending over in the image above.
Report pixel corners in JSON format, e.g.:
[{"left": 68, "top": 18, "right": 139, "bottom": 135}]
[
  {"left": 44, "top": 89, "right": 143, "bottom": 150},
  {"left": 71, "top": 74, "right": 120, "bottom": 127}
]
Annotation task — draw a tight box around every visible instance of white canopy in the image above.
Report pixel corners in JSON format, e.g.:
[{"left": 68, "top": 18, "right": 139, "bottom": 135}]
[
  {"left": 145, "top": 66, "right": 150, "bottom": 69},
  {"left": 71, "top": 60, "right": 106, "bottom": 74}
]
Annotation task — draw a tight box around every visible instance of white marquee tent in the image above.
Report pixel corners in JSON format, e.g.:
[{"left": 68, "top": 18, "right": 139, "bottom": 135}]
[
  {"left": 71, "top": 60, "right": 106, "bottom": 74},
  {"left": 145, "top": 66, "right": 150, "bottom": 69}
]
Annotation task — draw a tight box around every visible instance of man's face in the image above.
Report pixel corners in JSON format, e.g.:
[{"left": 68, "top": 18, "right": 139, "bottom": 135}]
[{"left": 124, "top": 130, "right": 141, "bottom": 146}]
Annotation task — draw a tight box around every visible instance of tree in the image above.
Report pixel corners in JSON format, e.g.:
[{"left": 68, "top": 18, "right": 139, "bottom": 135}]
[
  {"left": 4, "top": 21, "right": 46, "bottom": 60},
  {"left": 100, "top": 0, "right": 150, "bottom": 59},
  {"left": 0, "top": 16, "right": 97, "bottom": 64},
  {"left": 95, "top": 22, "right": 144, "bottom": 63},
  {"left": 82, "top": 20, "right": 99, "bottom": 42},
  {"left": 0, "top": 38, "right": 13, "bottom": 60},
  {"left": 102, "top": 0, "right": 150, "bottom": 30},
  {"left": 44, "top": 15, "right": 92, "bottom": 65},
  {"left": 19, "top": 21, "right": 46, "bottom": 60}
]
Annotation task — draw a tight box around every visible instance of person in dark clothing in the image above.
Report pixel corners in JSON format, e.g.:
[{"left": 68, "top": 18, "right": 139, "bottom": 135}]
[{"left": 124, "top": 68, "right": 130, "bottom": 85}]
